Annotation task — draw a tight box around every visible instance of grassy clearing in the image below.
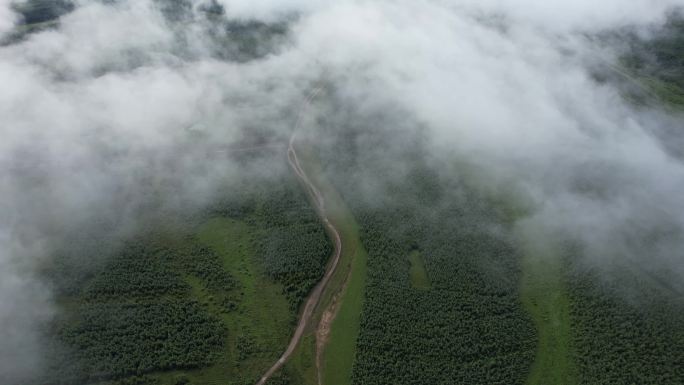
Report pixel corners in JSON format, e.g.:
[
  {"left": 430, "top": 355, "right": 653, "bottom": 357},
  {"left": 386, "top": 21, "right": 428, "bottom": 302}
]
[
  {"left": 189, "top": 217, "right": 292, "bottom": 385},
  {"left": 322, "top": 226, "right": 367, "bottom": 385},
  {"left": 520, "top": 249, "right": 577, "bottom": 385},
  {"left": 407, "top": 250, "right": 430, "bottom": 290},
  {"left": 285, "top": 334, "right": 317, "bottom": 385},
  {"left": 148, "top": 217, "right": 292, "bottom": 385}
]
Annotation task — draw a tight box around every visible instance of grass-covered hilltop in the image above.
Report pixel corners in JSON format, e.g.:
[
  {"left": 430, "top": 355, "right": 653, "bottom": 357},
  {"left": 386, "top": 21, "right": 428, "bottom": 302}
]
[{"left": 1, "top": 1, "right": 684, "bottom": 385}]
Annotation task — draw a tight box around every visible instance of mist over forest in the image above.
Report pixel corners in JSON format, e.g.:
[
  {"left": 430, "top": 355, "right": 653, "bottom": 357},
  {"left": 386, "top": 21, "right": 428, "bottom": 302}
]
[{"left": 0, "top": 1, "right": 683, "bottom": 384}]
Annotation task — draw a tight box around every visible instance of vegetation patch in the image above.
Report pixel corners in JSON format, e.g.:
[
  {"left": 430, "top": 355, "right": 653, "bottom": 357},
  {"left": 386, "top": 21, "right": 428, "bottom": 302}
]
[
  {"left": 408, "top": 250, "right": 431, "bottom": 290},
  {"left": 320, "top": 207, "right": 368, "bottom": 385},
  {"left": 568, "top": 265, "right": 684, "bottom": 385},
  {"left": 37, "top": 167, "right": 331, "bottom": 385},
  {"left": 316, "top": 115, "right": 536, "bottom": 385},
  {"left": 54, "top": 300, "right": 225, "bottom": 384},
  {"left": 191, "top": 217, "right": 293, "bottom": 385},
  {"left": 520, "top": 251, "right": 577, "bottom": 385},
  {"left": 348, "top": 209, "right": 536, "bottom": 385}
]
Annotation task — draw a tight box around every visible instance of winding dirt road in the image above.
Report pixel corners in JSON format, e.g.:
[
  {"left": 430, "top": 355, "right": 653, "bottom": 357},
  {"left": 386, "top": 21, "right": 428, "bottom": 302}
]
[{"left": 256, "top": 88, "right": 343, "bottom": 385}]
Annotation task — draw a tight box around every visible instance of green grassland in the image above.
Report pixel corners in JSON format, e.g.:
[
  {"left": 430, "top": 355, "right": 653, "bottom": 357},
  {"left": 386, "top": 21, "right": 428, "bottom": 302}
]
[
  {"left": 187, "top": 217, "right": 292, "bottom": 385},
  {"left": 283, "top": 334, "right": 317, "bottom": 385},
  {"left": 317, "top": 198, "right": 367, "bottom": 385},
  {"left": 520, "top": 250, "right": 576, "bottom": 385},
  {"left": 322, "top": 244, "right": 367, "bottom": 385}
]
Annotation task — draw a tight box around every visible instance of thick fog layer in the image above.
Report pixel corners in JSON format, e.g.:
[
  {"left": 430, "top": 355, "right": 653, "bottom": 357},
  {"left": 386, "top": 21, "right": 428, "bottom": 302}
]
[
  {"left": 0, "top": 0, "right": 682, "bottom": 383},
  {"left": 0, "top": 0, "right": 19, "bottom": 35}
]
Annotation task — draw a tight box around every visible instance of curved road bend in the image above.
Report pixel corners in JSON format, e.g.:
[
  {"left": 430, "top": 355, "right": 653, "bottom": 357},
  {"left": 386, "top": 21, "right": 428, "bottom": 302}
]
[{"left": 256, "top": 88, "right": 343, "bottom": 385}]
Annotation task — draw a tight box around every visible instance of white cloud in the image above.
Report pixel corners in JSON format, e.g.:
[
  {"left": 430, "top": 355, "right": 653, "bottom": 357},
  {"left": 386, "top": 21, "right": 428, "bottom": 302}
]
[{"left": 0, "top": 0, "right": 19, "bottom": 36}]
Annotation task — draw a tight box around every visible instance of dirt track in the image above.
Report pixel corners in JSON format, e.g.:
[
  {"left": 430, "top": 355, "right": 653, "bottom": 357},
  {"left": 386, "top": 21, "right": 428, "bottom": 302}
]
[{"left": 256, "top": 88, "right": 343, "bottom": 385}]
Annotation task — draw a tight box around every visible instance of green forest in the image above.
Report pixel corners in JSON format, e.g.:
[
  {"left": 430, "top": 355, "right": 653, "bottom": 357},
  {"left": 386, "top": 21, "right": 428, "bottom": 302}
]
[
  {"left": 569, "top": 265, "right": 684, "bottom": 384},
  {"left": 313, "top": 82, "right": 684, "bottom": 385},
  {"left": 34, "top": 153, "right": 331, "bottom": 385}
]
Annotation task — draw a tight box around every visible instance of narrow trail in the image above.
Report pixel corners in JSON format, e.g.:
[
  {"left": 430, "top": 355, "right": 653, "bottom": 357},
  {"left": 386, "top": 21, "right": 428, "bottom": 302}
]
[{"left": 256, "top": 88, "right": 344, "bottom": 385}]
